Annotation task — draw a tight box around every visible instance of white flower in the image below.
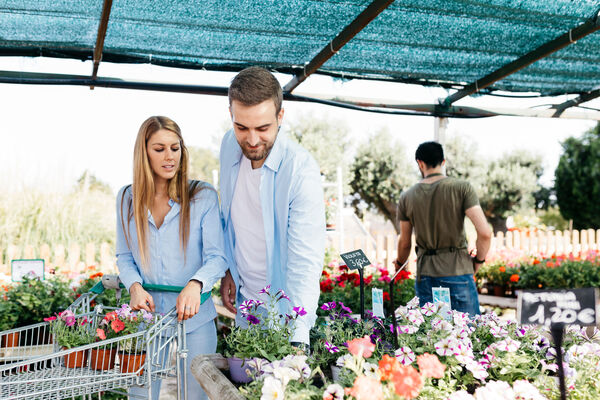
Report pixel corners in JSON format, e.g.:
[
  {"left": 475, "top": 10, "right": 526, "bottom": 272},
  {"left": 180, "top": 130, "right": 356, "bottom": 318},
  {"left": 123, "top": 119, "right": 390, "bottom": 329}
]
[
  {"left": 395, "top": 346, "right": 416, "bottom": 365},
  {"left": 282, "top": 355, "right": 311, "bottom": 378},
  {"left": 435, "top": 337, "right": 458, "bottom": 357},
  {"left": 363, "top": 362, "right": 379, "bottom": 378},
  {"left": 474, "top": 380, "right": 513, "bottom": 400},
  {"left": 512, "top": 379, "right": 548, "bottom": 399},
  {"left": 273, "top": 366, "right": 300, "bottom": 386},
  {"left": 566, "top": 344, "right": 587, "bottom": 362},
  {"left": 432, "top": 317, "right": 453, "bottom": 331},
  {"left": 489, "top": 325, "right": 508, "bottom": 338},
  {"left": 407, "top": 309, "right": 425, "bottom": 326},
  {"left": 495, "top": 338, "right": 520, "bottom": 353},
  {"left": 335, "top": 354, "right": 353, "bottom": 368},
  {"left": 466, "top": 360, "right": 489, "bottom": 381},
  {"left": 421, "top": 302, "right": 438, "bottom": 316},
  {"left": 322, "top": 383, "right": 344, "bottom": 400},
  {"left": 447, "top": 390, "right": 475, "bottom": 400},
  {"left": 453, "top": 343, "right": 474, "bottom": 365},
  {"left": 261, "top": 376, "right": 285, "bottom": 400},
  {"left": 398, "top": 325, "right": 419, "bottom": 334},
  {"left": 406, "top": 297, "right": 420, "bottom": 309},
  {"left": 453, "top": 311, "right": 470, "bottom": 327}
]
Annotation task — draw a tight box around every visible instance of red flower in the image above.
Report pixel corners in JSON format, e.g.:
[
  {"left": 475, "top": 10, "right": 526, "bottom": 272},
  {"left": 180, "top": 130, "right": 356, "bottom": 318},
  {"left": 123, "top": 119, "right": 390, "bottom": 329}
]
[
  {"left": 339, "top": 264, "right": 348, "bottom": 271},
  {"left": 509, "top": 274, "right": 519, "bottom": 283},
  {"left": 111, "top": 320, "right": 125, "bottom": 333},
  {"left": 104, "top": 311, "right": 117, "bottom": 322},
  {"left": 338, "top": 281, "right": 345, "bottom": 288},
  {"left": 394, "top": 270, "right": 411, "bottom": 283},
  {"left": 96, "top": 328, "right": 106, "bottom": 340},
  {"left": 320, "top": 278, "right": 334, "bottom": 293},
  {"left": 383, "top": 291, "right": 390, "bottom": 301},
  {"left": 532, "top": 259, "right": 541, "bottom": 265},
  {"left": 546, "top": 261, "right": 555, "bottom": 268},
  {"left": 364, "top": 275, "right": 373, "bottom": 285}
]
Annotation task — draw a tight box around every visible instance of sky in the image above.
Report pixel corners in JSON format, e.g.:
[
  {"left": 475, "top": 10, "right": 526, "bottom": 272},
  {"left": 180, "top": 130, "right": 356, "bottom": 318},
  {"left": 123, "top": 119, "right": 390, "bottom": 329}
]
[{"left": 1, "top": 56, "right": 598, "bottom": 194}]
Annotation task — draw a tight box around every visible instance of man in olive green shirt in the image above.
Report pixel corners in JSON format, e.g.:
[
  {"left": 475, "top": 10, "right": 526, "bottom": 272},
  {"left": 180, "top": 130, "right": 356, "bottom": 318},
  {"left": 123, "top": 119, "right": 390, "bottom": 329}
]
[{"left": 395, "top": 141, "right": 491, "bottom": 315}]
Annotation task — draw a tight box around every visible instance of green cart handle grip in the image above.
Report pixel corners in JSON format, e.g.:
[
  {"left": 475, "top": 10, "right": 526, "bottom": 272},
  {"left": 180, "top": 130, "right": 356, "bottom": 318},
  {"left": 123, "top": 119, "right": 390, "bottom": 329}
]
[{"left": 90, "top": 276, "right": 211, "bottom": 305}]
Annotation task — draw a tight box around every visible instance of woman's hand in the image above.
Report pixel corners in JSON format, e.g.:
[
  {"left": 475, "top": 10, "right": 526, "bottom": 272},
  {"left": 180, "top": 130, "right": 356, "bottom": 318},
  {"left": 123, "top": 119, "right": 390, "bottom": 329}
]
[
  {"left": 176, "top": 280, "right": 202, "bottom": 321},
  {"left": 129, "top": 283, "right": 155, "bottom": 312}
]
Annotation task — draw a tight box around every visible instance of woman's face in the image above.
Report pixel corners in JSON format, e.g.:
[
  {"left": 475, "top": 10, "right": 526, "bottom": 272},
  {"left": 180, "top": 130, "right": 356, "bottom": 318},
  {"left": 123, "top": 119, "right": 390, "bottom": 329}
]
[{"left": 146, "top": 129, "right": 181, "bottom": 182}]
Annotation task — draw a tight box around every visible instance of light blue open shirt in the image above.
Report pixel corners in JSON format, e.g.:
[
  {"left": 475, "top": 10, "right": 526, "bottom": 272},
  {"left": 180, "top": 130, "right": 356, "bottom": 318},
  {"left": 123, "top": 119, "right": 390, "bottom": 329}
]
[
  {"left": 116, "top": 182, "right": 227, "bottom": 333},
  {"left": 220, "top": 128, "right": 326, "bottom": 344}
]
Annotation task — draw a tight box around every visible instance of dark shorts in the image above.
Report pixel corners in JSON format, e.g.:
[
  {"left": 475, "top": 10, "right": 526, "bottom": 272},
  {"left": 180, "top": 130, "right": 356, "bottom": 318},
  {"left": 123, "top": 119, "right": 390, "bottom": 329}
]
[{"left": 415, "top": 274, "right": 480, "bottom": 316}]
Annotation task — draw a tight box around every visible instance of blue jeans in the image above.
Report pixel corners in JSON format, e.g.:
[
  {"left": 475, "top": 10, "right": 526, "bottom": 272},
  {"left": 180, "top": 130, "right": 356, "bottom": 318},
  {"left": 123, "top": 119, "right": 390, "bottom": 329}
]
[{"left": 415, "top": 274, "right": 480, "bottom": 316}]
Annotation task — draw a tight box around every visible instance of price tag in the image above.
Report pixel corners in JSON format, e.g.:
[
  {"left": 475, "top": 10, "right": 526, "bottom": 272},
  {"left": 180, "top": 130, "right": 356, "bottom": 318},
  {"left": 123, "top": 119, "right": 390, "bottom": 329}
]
[
  {"left": 372, "top": 288, "right": 385, "bottom": 318},
  {"left": 432, "top": 287, "right": 451, "bottom": 320},
  {"left": 11, "top": 259, "right": 45, "bottom": 282},
  {"left": 517, "top": 288, "right": 598, "bottom": 327},
  {"left": 340, "top": 249, "right": 371, "bottom": 270}
]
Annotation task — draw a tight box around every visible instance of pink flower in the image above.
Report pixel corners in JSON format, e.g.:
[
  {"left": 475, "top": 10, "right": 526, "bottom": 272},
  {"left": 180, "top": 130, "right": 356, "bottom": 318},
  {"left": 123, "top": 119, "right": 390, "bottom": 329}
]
[
  {"left": 347, "top": 336, "right": 375, "bottom": 358},
  {"left": 347, "top": 375, "right": 383, "bottom": 400},
  {"left": 43, "top": 316, "right": 57, "bottom": 322},
  {"left": 96, "top": 328, "right": 106, "bottom": 340},
  {"left": 293, "top": 306, "right": 307, "bottom": 316},
  {"left": 391, "top": 365, "right": 423, "bottom": 399},
  {"left": 417, "top": 353, "right": 446, "bottom": 378}
]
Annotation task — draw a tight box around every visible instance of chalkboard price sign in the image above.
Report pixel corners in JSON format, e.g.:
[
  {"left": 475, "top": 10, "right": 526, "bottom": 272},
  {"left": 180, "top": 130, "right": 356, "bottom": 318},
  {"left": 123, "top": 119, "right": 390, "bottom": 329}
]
[
  {"left": 517, "top": 288, "right": 598, "bottom": 327},
  {"left": 340, "top": 249, "right": 371, "bottom": 270}
]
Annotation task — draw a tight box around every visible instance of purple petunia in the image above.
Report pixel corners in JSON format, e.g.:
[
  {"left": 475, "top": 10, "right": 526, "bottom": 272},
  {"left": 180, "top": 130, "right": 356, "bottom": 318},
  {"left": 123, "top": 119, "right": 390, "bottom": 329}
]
[
  {"left": 320, "top": 301, "right": 337, "bottom": 311},
  {"left": 259, "top": 285, "right": 271, "bottom": 295},
  {"left": 339, "top": 302, "right": 352, "bottom": 314},
  {"left": 246, "top": 315, "right": 260, "bottom": 325},
  {"left": 293, "top": 306, "right": 307, "bottom": 316},
  {"left": 277, "top": 290, "right": 290, "bottom": 301},
  {"left": 325, "top": 341, "right": 340, "bottom": 353}
]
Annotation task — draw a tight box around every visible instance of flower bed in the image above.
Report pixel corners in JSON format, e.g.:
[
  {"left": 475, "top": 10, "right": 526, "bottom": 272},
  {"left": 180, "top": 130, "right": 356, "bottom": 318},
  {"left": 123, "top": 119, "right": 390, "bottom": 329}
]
[
  {"left": 234, "top": 297, "right": 600, "bottom": 399},
  {"left": 476, "top": 250, "right": 600, "bottom": 295}
]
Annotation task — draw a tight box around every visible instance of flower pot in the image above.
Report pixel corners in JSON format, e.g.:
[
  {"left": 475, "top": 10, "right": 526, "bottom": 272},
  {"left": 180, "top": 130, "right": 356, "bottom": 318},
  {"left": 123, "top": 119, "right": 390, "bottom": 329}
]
[
  {"left": 492, "top": 285, "right": 506, "bottom": 297},
  {"left": 330, "top": 365, "right": 341, "bottom": 382},
  {"left": 120, "top": 352, "right": 146, "bottom": 376},
  {"left": 1, "top": 332, "right": 20, "bottom": 348},
  {"left": 63, "top": 348, "right": 88, "bottom": 368},
  {"left": 227, "top": 356, "right": 253, "bottom": 383},
  {"left": 89, "top": 348, "right": 117, "bottom": 370}
]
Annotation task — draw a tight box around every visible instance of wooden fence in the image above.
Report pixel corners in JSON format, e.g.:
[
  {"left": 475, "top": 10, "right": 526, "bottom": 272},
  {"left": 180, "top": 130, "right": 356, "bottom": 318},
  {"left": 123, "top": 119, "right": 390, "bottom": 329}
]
[{"left": 1, "top": 229, "right": 599, "bottom": 277}]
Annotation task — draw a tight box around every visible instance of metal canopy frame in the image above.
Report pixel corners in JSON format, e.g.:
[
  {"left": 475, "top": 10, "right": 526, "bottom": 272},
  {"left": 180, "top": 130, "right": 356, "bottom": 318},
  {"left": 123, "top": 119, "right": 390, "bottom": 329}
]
[
  {"left": 1, "top": 3, "right": 600, "bottom": 120},
  {"left": 283, "top": 0, "right": 394, "bottom": 93},
  {"left": 441, "top": 7, "right": 600, "bottom": 108},
  {"left": 90, "top": 0, "right": 113, "bottom": 85}
]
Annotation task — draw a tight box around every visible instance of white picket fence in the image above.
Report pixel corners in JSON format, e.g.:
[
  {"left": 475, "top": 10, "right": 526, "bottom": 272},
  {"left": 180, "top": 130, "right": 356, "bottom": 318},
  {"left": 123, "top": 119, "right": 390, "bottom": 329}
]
[{"left": 1, "top": 229, "right": 598, "bottom": 277}]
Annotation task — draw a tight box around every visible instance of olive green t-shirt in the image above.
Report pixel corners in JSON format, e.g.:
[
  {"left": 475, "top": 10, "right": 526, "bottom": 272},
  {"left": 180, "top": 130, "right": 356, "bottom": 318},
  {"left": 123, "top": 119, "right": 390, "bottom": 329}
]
[{"left": 398, "top": 177, "right": 479, "bottom": 278}]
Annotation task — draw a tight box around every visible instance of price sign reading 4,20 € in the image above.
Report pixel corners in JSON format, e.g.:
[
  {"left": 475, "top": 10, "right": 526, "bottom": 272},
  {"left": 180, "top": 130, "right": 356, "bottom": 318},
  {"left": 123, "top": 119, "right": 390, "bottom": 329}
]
[
  {"left": 340, "top": 249, "right": 371, "bottom": 270},
  {"left": 517, "top": 288, "right": 598, "bottom": 327}
]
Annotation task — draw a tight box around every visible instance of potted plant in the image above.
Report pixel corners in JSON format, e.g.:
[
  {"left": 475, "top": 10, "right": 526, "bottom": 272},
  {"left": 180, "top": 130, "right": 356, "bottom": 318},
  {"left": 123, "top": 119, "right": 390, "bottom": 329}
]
[
  {"left": 101, "top": 304, "right": 158, "bottom": 375},
  {"left": 46, "top": 310, "right": 93, "bottom": 368},
  {"left": 0, "top": 298, "right": 20, "bottom": 347},
  {"left": 90, "top": 308, "right": 128, "bottom": 371},
  {"left": 224, "top": 286, "right": 299, "bottom": 383}
]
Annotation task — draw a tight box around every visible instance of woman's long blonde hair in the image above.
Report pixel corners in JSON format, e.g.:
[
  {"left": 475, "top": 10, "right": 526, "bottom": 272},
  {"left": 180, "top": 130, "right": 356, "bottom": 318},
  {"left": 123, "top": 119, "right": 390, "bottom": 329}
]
[{"left": 121, "top": 116, "right": 201, "bottom": 272}]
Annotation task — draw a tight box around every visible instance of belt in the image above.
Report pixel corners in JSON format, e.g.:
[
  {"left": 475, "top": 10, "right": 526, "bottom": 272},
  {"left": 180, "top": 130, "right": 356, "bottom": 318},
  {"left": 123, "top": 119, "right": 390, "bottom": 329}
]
[{"left": 416, "top": 246, "right": 466, "bottom": 256}]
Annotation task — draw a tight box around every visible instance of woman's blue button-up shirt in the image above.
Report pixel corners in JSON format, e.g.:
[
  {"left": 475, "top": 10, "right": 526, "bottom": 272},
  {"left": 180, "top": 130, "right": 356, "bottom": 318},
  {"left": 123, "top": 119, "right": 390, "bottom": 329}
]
[{"left": 116, "top": 182, "right": 227, "bottom": 333}]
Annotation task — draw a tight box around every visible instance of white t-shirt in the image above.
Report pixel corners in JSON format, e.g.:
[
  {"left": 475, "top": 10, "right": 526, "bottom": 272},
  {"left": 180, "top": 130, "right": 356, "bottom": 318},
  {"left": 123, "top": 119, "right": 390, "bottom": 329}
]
[{"left": 231, "top": 156, "right": 268, "bottom": 302}]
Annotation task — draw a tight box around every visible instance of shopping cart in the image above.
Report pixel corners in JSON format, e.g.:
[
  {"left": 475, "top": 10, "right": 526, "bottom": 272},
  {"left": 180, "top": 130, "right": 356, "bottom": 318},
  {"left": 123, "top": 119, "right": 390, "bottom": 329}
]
[{"left": 0, "top": 275, "right": 210, "bottom": 400}]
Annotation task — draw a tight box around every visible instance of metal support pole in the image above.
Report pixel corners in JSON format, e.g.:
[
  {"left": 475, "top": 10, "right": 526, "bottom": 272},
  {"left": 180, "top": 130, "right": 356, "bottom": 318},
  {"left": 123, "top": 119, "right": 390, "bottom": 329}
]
[
  {"left": 434, "top": 117, "right": 448, "bottom": 144},
  {"left": 337, "top": 166, "right": 344, "bottom": 252}
]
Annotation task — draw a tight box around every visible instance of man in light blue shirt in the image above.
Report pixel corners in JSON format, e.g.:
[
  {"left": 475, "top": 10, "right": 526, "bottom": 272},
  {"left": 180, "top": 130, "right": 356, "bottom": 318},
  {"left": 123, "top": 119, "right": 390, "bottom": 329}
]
[{"left": 219, "top": 67, "right": 325, "bottom": 346}]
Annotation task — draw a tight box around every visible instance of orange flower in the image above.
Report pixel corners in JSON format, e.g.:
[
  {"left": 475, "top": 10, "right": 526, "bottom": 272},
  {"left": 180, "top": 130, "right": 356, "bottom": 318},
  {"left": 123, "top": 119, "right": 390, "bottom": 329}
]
[
  {"left": 347, "top": 375, "right": 383, "bottom": 400},
  {"left": 498, "top": 266, "right": 506, "bottom": 273},
  {"left": 509, "top": 274, "right": 519, "bottom": 283},
  {"left": 416, "top": 353, "right": 446, "bottom": 379},
  {"left": 532, "top": 259, "right": 540, "bottom": 265},
  {"left": 347, "top": 336, "right": 375, "bottom": 358},
  {"left": 96, "top": 328, "right": 106, "bottom": 340},
  {"left": 111, "top": 320, "right": 125, "bottom": 333},
  {"left": 104, "top": 311, "right": 117, "bottom": 322},
  {"left": 378, "top": 354, "right": 401, "bottom": 380},
  {"left": 391, "top": 365, "right": 423, "bottom": 399},
  {"left": 89, "top": 272, "right": 104, "bottom": 279},
  {"left": 546, "top": 261, "right": 555, "bottom": 268},
  {"left": 538, "top": 284, "right": 543, "bottom": 288}
]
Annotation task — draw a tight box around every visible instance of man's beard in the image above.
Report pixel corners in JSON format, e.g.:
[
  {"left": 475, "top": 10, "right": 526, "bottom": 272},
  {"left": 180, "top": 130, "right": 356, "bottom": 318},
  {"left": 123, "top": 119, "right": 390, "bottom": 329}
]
[{"left": 240, "top": 141, "right": 274, "bottom": 162}]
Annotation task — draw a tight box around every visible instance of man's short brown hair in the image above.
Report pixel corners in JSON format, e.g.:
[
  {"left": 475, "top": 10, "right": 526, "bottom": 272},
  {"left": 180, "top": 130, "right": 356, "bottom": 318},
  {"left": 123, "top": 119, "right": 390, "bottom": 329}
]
[{"left": 228, "top": 67, "right": 283, "bottom": 114}]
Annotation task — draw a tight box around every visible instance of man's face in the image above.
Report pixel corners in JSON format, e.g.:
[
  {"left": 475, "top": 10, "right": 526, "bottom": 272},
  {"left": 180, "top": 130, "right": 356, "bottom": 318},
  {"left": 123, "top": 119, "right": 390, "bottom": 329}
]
[{"left": 230, "top": 99, "right": 284, "bottom": 167}]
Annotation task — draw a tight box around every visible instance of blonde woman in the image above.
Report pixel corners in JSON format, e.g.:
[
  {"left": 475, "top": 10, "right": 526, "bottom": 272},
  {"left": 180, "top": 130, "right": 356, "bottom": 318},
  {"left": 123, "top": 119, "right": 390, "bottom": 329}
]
[{"left": 116, "top": 116, "right": 226, "bottom": 400}]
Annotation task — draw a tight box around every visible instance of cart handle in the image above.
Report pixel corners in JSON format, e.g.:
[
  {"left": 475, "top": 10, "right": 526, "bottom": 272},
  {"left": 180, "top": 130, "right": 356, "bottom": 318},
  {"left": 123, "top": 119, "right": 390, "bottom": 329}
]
[{"left": 90, "top": 275, "right": 211, "bottom": 305}]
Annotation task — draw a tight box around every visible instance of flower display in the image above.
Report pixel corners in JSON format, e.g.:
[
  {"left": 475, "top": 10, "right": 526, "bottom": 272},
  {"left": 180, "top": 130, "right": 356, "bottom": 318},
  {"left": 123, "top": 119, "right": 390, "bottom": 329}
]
[{"left": 45, "top": 309, "right": 93, "bottom": 349}]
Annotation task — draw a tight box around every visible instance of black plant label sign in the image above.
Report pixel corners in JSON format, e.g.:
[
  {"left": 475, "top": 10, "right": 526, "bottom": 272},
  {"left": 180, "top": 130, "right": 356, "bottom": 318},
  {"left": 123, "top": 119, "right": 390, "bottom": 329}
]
[
  {"left": 340, "top": 249, "right": 371, "bottom": 271},
  {"left": 517, "top": 288, "right": 598, "bottom": 327}
]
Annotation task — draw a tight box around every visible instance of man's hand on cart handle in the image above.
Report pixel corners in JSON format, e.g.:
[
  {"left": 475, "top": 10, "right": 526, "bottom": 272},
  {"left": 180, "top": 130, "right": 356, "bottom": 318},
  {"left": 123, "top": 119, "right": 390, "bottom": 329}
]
[
  {"left": 176, "top": 280, "right": 203, "bottom": 321},
  {"left": 129, "top": 282, "right": 156, "bottom": 313},
  {"left": 220, "top": 270, "right": 237, "bottom": 314}
]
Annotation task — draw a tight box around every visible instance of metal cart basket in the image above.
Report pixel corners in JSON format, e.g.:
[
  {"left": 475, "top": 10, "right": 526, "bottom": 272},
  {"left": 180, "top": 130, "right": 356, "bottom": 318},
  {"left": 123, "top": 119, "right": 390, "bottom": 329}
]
[{"left": 0, "top": 275, "right": 208, "bottom": 400}]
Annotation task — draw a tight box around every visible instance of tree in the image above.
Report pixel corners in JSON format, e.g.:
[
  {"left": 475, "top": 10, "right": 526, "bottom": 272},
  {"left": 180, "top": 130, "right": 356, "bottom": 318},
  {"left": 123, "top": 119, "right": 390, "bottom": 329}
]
[
  {"left": 76, "top": 170, "right": 112, "bottom": 194},
  {"left": 188, "top": 146, "right": 219, "bottom": 184},
  {"left": 288, "top": 114, "right": 351, "bottom": 185},
  {"left": 444, "top": 136, "right": 541, "bottom": 233},
  {"left": 349, "top": 129, "right": 415, "bottom": 233},
  {"left": 555, "top": 123, "right": 600, "bottom": 229}
]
